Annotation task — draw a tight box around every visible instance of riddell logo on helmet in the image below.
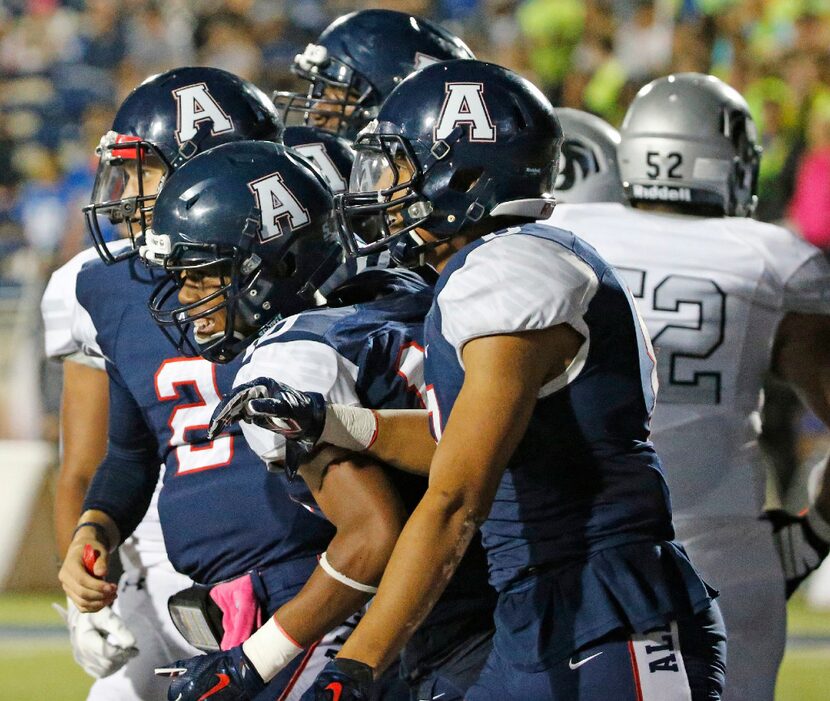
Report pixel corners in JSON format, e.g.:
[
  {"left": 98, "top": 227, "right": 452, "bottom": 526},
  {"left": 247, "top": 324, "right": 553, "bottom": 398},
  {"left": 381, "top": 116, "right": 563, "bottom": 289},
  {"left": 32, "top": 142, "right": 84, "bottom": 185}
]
[{"left": 632, "top": 184, "right": 692, "bottom": 202}]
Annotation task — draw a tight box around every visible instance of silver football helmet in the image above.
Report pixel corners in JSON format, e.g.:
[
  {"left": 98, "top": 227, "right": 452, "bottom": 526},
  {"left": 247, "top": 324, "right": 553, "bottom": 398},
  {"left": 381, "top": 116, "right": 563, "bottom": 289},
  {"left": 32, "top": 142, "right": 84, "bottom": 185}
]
[
  {"left": 618, "top": 73, "right": 761, "bottom": 217},
  {"left": 553, "top": 108, "right": 625, "bottom": 204}
]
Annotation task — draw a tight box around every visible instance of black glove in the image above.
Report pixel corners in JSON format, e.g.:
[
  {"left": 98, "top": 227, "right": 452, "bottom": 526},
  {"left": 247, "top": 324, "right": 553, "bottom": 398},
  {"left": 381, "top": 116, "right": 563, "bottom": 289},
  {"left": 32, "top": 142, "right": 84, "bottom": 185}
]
[
  {"left": 299, "top": 658, "right": 374, "bottom": 701},
  {"left": 157, "top": 645, "right": 265, "bottom": 701},
  {"left": 766, "top": 508, "right": 830, "bottom": 598},
  {"left": 209, "top": 377, "right": 327, "bottom": 449}
]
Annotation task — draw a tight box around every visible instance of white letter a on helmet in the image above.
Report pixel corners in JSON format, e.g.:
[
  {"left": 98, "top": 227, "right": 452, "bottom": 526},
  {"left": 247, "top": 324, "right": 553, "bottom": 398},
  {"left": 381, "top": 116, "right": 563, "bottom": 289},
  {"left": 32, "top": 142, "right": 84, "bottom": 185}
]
[
  {"left": 173, "top": 83, "right": 234, "bottom": 144},
  {"left": 434, "top": 83, "right": 496, "bottom": 143},
  {"left": 249, "top": 172, "right": 311, "bottom": 242}
]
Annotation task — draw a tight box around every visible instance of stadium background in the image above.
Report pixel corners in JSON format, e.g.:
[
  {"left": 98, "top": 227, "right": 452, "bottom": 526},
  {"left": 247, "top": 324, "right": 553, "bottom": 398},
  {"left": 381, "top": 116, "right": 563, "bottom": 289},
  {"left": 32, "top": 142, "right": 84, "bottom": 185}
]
[{"left": 0, "top": 0, "right": 828, "bottom": 698}]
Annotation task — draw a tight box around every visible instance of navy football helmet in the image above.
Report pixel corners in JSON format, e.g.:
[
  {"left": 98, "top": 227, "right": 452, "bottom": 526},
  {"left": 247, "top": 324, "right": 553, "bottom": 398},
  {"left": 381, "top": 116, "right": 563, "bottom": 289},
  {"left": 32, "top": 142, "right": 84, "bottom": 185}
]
[
  {"left": 84, "top": 67, "right": 283, "bottom": 264},
  {"left": 553, "top": 108, "right": 625, "bottom": 204},
  {"left": 144, "top": 140, "right": 339, "bottom": 363},
  {"left": 336, "top": 60, "right": 561, "bottom": 263},
  {"left": 283, "top": 125, "right": 354, "bottom": 194},
  {"left": 273, "top": 9, "right": 474, "bottom": 140}
]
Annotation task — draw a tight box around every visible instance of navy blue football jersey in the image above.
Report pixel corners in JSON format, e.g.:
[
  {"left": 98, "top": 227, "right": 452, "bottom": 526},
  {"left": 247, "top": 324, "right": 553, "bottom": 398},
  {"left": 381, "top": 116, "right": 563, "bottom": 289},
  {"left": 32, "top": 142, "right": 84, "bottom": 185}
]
[
  {"left": 423, "top": 224, "right": 716, "bottom": 665},
  {"left": 75, "top": 256, "right": 334, "bottom": 585},
  {"left": 425, "top": 224, "right": 676, "bottom": 586},
  {"left": 235, "top": 268, "right": 497, "bottom": 675}
]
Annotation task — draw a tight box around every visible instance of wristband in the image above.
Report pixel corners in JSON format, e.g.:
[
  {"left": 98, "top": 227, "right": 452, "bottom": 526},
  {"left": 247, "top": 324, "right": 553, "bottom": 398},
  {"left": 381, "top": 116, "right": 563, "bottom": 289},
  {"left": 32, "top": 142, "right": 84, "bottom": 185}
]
[
  {"left": 241, "top": 616, "right": 303, "bottom": 682},
  {"left": 71, "top": 521, "right": 112, "bottom": 551},
  {"left": 321, "top": 404, "right": 378, "bottom": 451},
  {"left": 807, "top": 506, "right": 830, "bottom": 544},
  {"left": 318, "top": 551, "right": 379, "bottom": 594}
]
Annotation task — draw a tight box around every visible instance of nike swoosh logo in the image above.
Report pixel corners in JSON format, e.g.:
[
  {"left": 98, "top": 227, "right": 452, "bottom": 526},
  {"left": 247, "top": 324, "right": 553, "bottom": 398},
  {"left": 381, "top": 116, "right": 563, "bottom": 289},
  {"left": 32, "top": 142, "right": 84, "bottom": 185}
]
[
  {"left": 432, "top": 694, "right": 446, "bottom": 700},
  {"left": 568, "top": 651, "right": 604, "bottom": 670},
  {"left": 199, "top": 673, "right": 230, "bottom": 699},
  {"left": 325, "top": 681, "right": 343, "bottom": 701}
]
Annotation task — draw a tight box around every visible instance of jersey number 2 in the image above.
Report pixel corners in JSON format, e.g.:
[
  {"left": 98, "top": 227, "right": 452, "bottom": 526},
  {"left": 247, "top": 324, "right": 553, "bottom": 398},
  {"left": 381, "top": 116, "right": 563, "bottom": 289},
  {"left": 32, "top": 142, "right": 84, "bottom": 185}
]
[{"left": 154, "top": 358, "right": 234, "bottom": 474}]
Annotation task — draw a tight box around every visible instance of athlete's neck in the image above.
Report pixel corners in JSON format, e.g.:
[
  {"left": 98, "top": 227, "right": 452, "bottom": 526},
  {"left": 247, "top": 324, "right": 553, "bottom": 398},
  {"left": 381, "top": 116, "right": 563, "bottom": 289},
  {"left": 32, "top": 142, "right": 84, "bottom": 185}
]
[{"left": 426, "top": 218, "right": 520, "bottom": 272}]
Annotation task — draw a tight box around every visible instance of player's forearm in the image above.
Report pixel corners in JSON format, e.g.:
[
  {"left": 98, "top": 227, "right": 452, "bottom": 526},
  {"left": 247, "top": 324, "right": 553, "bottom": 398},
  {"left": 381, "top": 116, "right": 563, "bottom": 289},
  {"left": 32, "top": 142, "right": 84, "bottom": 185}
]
[
  {"left": 245, "top": 520, "right": 396, "bottom": 682},
  {"left": 337, "top": 487, "right": 481, "bottom": 674},
  {"left": 323, "top": 407, "right": 435, "bottom": 475},
  {"left": 274, "top": 505, "right": 399, "bottom": 644},
  {"left": 54, "top": 472, "right": 91, "bottom": 557},
  {"left": 273, "top": 567, "right": 371, "bottom": 647},
  {"left": 57, "top": 360, "right": 109, "bottom": 557},
  {"left": 370, "top": 410, "right": 435, "bottom": 475}
]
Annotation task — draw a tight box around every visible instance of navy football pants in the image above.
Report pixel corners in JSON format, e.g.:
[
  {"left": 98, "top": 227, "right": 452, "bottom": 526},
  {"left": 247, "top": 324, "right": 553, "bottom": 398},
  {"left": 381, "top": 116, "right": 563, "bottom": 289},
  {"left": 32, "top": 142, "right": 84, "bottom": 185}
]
[{"left": 466, "top": 603, "right": 726, "bottom": 701}]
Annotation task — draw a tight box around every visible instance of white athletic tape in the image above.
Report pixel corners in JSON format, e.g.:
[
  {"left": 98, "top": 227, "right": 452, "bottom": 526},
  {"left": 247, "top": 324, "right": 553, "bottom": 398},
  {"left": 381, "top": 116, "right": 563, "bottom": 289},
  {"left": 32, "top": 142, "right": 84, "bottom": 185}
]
[
  {"left": 321, "top": 404, "right": 378, "bottom": 451},
  {"left": 242, "top": 616, "right": 303, "bottom": 683}
]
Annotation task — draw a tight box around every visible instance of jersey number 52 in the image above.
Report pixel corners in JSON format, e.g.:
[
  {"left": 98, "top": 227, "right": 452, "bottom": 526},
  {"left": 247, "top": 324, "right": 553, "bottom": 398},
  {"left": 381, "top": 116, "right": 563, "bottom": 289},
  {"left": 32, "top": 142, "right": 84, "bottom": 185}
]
[{"left": 618, "top": 268, "right": 726, "bottom": 405}]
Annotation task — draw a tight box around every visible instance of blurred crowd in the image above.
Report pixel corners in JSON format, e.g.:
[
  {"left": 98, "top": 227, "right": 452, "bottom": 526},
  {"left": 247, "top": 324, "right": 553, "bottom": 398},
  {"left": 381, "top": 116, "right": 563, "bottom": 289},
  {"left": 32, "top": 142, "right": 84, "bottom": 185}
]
[
  {"left": 0, "top": 0, "right": 828, "bottom": 464},
  {"left": 1, "top": 0, "right": 830, "bottom": 272}
]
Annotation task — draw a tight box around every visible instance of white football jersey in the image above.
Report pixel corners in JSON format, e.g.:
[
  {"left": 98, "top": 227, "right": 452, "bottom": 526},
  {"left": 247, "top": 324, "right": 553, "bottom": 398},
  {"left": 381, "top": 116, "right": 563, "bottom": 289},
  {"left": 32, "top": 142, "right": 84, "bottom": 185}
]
[
  {"left": 435, "top": 231, "right": 600, "bottom": 399},
  {"left": 234, "top": 325, "right": 361, "bottom": 464},
  {"left": 42, "top": 246, "right": 106, "bottom": 368},
  {"left": 547, "top": 203, "right": 830, "bottom": 517},
  {"left": 41, "top": 244, "right": 170, "bottom": 565}
]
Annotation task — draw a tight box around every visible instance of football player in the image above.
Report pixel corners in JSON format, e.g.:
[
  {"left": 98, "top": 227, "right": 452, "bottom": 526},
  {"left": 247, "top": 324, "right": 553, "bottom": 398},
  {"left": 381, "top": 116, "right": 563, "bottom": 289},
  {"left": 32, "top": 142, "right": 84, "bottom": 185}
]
[
  {"left": 553, "top": 108, "right": 626, "bottom": 204},
  {"left": 44, "top": 239, "right": 199, "bottom": 699},
  {"left": 54, "top": 68, "right": 354, "bottom": 701},
  {"left": 273, "top": 9, "right": 474, "bottom": 139},
  {"left": 215, "top": 60, "right": 727, "bottom": 701},
  {"left": 547, "top": 73, "right": 830, "bottom": 701},
  {"left": 141, "top": 140, "right": 496, "bottom": 701}
]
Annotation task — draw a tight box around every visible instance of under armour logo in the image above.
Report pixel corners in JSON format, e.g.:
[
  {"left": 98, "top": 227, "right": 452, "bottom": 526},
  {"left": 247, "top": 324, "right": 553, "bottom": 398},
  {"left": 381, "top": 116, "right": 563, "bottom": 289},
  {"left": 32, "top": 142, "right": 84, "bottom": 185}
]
[
  {"left": 248, "top": 172, "right": 311, "bottom": 241},
  {"left": 434, "top": 82, "right": 496, "bottom": 143},
  {"left": 172, "top": 83, "right": 234, "bottom": 145}
]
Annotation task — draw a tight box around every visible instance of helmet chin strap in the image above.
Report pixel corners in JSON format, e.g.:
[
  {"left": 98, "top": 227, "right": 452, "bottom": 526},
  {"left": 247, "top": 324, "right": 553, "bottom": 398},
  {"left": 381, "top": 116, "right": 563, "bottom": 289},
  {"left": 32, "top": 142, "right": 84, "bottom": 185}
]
[
  {"left": 391, "top": 196, "right": 557, "bottom": 267},
  {"left": 389, "top": 229, "right": 451, "bottom": 267}
]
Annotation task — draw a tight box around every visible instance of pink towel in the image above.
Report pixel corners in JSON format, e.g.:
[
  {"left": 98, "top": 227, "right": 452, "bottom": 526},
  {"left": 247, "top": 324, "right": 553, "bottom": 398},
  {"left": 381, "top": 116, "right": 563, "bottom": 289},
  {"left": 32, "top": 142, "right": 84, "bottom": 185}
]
[{"left": 209, "top": 574, "right": 263, "bottom": 650}]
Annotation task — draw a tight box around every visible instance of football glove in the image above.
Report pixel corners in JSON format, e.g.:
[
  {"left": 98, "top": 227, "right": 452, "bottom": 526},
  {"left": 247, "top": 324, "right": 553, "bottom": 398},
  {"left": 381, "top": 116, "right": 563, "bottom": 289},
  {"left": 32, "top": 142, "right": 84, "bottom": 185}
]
[
  {"left": 209, "top": 378, "right": 326, "bottom": 449},
  {"left": 300, "top": 658, "right": 374, "bottom": 701},
  {"left": 158, "top": 646, "right": 265, "bottom": 701},
  {"left": 767, "top": 508, "right": 830, "bottom": 598},
  {"left": 53, "top": 598, "right": 138, "bottom": 678}
]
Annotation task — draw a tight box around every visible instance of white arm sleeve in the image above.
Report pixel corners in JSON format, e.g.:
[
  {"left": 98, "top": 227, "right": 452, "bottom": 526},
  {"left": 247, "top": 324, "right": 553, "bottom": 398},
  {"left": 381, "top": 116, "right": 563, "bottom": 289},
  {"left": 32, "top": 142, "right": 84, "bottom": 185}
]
[
  {"left": 438, "top": 233, "right": 598, "bottom": 353},
  {"left": 437, "top": 233, "right": 598, "bottom": 397},
  {"left": 234, "top": 339, "right": 362, "bottom": 463},
  {"left": 41, "top": 247, "right": 106, "bottom": 370}
]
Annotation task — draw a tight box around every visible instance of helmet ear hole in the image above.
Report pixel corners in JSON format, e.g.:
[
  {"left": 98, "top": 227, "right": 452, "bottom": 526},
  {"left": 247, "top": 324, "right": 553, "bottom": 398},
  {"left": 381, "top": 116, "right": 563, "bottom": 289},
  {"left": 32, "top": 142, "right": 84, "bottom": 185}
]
[{"left": 449, "top": 168, "right": 483, "bottom": 193}]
